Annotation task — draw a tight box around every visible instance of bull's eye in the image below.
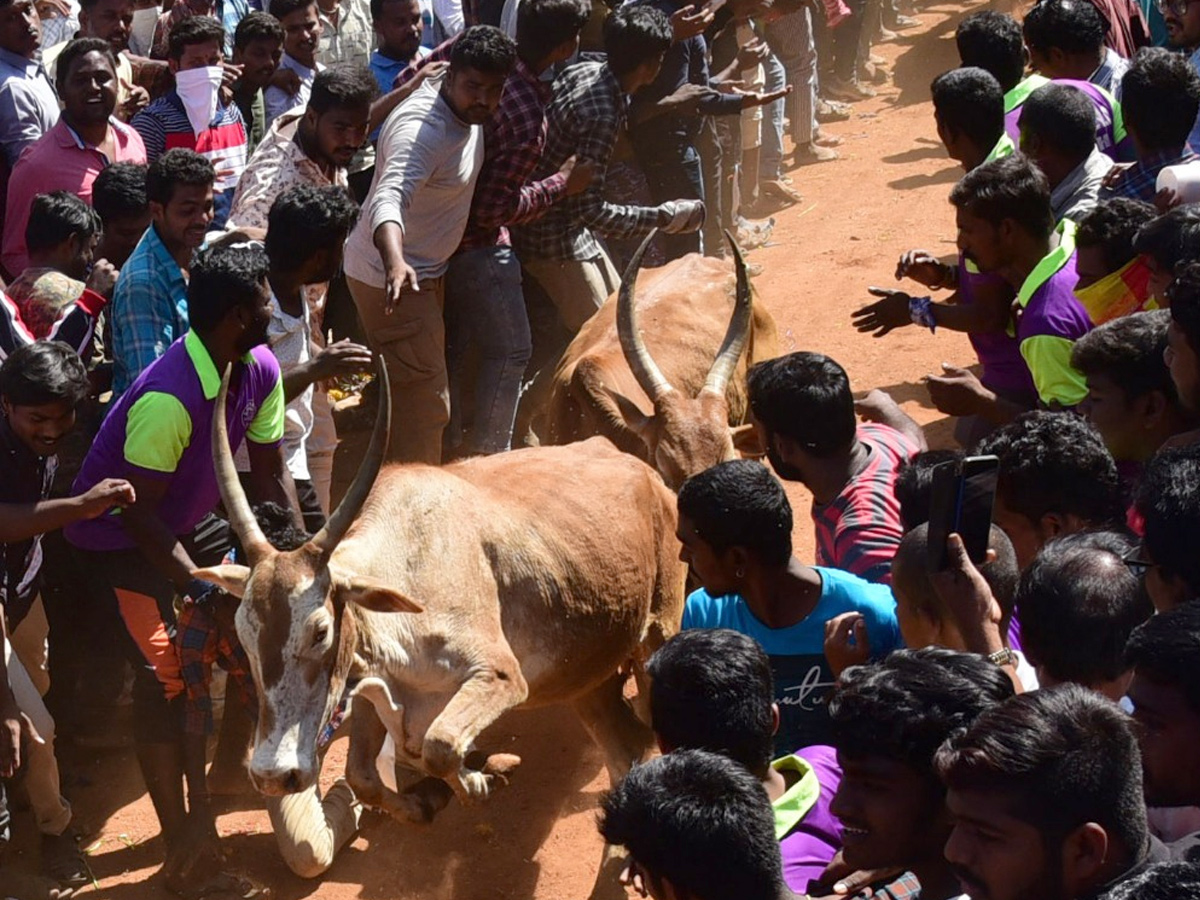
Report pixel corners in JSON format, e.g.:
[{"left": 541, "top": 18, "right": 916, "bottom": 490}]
[{"left": 312, "top": 625, "right": 330, "bottom": 648}]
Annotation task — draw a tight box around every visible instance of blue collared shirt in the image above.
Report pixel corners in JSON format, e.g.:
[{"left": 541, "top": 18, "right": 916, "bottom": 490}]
[
  {"left": 0, "top": 47, "right": 59, "bottom": 168},
  {"left": 110, "top": 224, "right": 190, "bottom": 398}
]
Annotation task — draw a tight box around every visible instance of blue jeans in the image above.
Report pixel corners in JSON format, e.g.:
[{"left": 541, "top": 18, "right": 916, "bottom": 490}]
[
  {"left": 761, "top": 50, "right": 787, "bottom": 180},
  {"left": 444, "top": 245, "right": 532, "bottom": 455},
  {"left": 640, "top": 141, "right": 705, "bottom": 261}
]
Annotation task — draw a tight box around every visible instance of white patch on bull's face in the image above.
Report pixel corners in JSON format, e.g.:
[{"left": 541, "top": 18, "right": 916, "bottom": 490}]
[{"left": 236, "top": 562, "right": 346, "bottom": 796}]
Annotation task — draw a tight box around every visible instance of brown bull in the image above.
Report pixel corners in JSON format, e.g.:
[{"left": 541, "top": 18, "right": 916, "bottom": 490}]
[
  {"left": 194, "top": 364, "right": 687, "bottom": 824},
  {"left": 543, "top": 230, "right": 780, "bottom": 489}
]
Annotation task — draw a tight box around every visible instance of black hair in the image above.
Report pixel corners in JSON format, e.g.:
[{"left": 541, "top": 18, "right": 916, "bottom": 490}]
[
  {"left": 1022, "top": 0, "right": 1106, "bottom": 57},
  {"left": 746, "top": 351, "right": 856, "bottom": 457},
  {"left": 676, "top": 460, "right": 793, "bottom": 566},
  {"left": 269, "top": 0, "right": 317, "bottom": 20},
  {"left": 448, "top": 25, "right": 516, "bottom": 75},
  {"left": 975, "top": 410, "right": 1124, "bottom": 530},
  {"left": 0, "top": 342, "right": 90, "bottom": 408},
  {"left": 1168, "top": 261, "right": 1200, "bottom": 357},
  {"left": 1124, "top": 601, "right": 1200, "bottom": 715},
  {"left": 1135, "top": 443, "right": 1200, "bottom": 600},
  {"left": 266, "top": 184, "right": 359, "bottom": 269},
  {"left": 1102, "top": 862, "right": 1200, "bottom": 900},
  {"left": 935, "top": 685, "right": 1149, "bottom": 857},
  {"left": 92, "top": 161, "right": 148, "bottom": 224},
  {"left": 892, "top": 523, "right": 1021, "bottom": 631},
  {"left": 895, "top": 448, "right": 965, "bottom": 530},
  {"left": 370, "top": 0, "right": 419, "bottom": 20},
  {"left": 1121, "top": 47, "right": 1200, "bottom": 153},
  {"left": 1076, "top": 198, "right": 1157, "bottom": 274},
  {"left": 251, "top": 501, "right": 310, "bottom": 551},
  {"left": 516, "top": 0, "right": 588, "bottom": 62},
  {"left": 830, "top": 647, "right": 1014, "bottom": 778},
  {"left": 186, "top": 244, "right": 269, "bottom": 333},
  {"left": 308, "top": 63, "right": 378, "bottom": 114},
  {"left": 1019, "top": 83, "right": 1097, "bottom": 161},
  {"left": 647, "top": 629, "right": 775, "bottom": 776},
  {"left": 25, "top": 191, "right": 101, "bottom": 255},
  {"left": 955, "top": 11, "right": 1026, "bottom": 92},
  {"left": 1132, "top": 204, "right": 1200, "bottom": 276},
  {"left": 598, "top": 750, "right": 784, "bottom": 900},
  {"left": 604, "top": 4, "right": 672, "bottom": 78},
  {"left": 1071, "top": 310, "right": 1177, "bottom": 402},
  {"left": 234, "top": 10, "right": 283, "bottom": 50},
  {"left": 1019, "top": 532, "right": 1152, "bottom": 687},
  {"left": 146, "top": 148, "right": 215, "bottom": 206},
  {"left": 949, "top": 154, "right": 1056, "bottom": 241},
  {"left": 54, "top": 36, "right": 116, "bottom": 94},
  {"left": 167, "top": 14, "right": 226, "bottom": 60},
  {"left": 930, "top": 67, "right": 1005, "bottom": 153}
]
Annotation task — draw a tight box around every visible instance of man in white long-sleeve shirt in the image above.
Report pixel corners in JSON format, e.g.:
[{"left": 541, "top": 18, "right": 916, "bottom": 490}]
[{"left": 343, "top": 24, "right": 515, "bottom": 463}]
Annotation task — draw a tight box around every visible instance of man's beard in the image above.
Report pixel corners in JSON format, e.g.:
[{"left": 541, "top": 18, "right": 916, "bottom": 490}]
[
  {"left": 766, "top": 440, "right": 805, "bottom": 482},
  {"left": 950, "top": 856, "right": 1066, "bottom": 900}
]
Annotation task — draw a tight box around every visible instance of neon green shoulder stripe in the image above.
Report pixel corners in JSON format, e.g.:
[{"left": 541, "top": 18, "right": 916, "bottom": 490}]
[
  {"left": 1017, "top": 219, "right": 1078, "bottom": 309},
  {"left": 124, "top": 391, "right": 193, "bottom": 473},
  {"left": 1004, "top": 74, "right": 1050, "bottom": 113},
  {"left": 772, "top": 754, "right": 823, "bottom": 838}
]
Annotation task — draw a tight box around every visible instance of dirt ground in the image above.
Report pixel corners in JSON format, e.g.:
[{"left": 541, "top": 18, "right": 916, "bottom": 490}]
[{"left": 3, "top": 4, "right": 992, "bottom": 895}]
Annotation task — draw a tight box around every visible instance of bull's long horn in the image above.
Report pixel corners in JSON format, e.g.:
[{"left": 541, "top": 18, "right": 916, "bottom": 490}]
[
  {"left": 618, "top": 229, "right": 674, "bottom": 402},
  {"left": 702, "top": 230, "right": 755, "bottom": 397},
  {"left": 214, "top": 365, "right": 271, "bottom": 566},
  {"left": 308, "top": 356, "right": 391, "bottom": 560}
]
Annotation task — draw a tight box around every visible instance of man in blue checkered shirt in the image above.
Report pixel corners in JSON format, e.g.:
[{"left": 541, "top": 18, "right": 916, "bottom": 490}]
[
  {"left": 1100, "top": 48, "right": 1199, "bottom": 204},
  {"left": 512, "top": 4, "right": 704, "bottom": 335}
]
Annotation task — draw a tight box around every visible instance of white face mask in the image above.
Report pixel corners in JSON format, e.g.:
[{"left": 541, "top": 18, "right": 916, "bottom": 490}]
[
  {"left": 130, "top": 6, "right": 159, "bottom": 55},
  {"left": 174, "top": 65, "right": 223, "bottom": 135}
]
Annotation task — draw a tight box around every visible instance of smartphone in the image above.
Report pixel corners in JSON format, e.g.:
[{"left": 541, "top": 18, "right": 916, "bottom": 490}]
[{"left": 925, "top": 455, "right": 1000, "bottom": 571}]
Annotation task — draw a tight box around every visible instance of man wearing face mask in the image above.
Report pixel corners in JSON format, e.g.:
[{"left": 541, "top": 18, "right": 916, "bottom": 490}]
[
  {"left": 132, "top": 15, "right": 249, "bottom": 227},
  {"left": 2, "top": 38, "right": 146, "bottom": 278},
  {"left": 343, "top": 25, "right": 516, "bottom": 463}
]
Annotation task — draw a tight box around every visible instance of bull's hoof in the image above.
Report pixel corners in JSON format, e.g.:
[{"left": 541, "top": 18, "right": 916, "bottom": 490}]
[
  {"left": 393, "top": 777, "right": 455, "bottom": 824},
  {"left": 465, "top": 750, "right": 523, "bottom": 781}
]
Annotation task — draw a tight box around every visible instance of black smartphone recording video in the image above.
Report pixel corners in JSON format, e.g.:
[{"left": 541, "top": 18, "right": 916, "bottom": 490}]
[{"left": 926, "top": 455, "right": 1000, "bottom": 571}]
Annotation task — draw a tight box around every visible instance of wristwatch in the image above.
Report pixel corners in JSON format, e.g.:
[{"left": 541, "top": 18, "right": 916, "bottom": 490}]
[{"left": 987, "top": 648, "right": 1017, "bottom": 667}]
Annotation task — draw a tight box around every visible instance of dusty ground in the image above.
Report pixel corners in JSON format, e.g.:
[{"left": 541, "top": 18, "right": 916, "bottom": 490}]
[{"left": 3, "top": 4, "right": 988, "bottom": 895}]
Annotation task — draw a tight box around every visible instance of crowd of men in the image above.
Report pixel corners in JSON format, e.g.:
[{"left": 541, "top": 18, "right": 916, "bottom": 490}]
[{"left": 3, "top": 0, "right": 1200, "bottom": 892}]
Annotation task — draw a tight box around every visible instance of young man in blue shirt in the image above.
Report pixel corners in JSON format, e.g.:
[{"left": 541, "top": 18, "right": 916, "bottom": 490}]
[{"left": 677, "top": 459, "right": 902, "bottom": 753}]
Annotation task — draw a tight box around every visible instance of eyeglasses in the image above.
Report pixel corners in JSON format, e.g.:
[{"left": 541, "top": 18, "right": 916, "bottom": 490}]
[
  {"left": 1156, "top": 0, "right": 1194, "bottom": 17},
  {"left": 1122, "top": 546, "right": 1157, "bottom": 579}
]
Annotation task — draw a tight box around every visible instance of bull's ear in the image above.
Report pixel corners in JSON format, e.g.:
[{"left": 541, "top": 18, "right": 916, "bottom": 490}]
[
  {"left": 595, "top": 385, "right": 653, "bottom": 446},
  {"left": 730, "top": 423, "right": 765, "bottom": 458},
  {"left": 341, "top": 575, "right": 424, "bottom": 614},
  {"left": 191, "top": 565, "right": 251, "bottom": 598}
]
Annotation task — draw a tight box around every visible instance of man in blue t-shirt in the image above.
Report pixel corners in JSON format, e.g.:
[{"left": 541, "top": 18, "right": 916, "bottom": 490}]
[{"left": 677, "top": 460, "right": 902, "bottom": 755}]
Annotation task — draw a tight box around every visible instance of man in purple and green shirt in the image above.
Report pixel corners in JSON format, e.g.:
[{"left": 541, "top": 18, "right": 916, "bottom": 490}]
[
  {"left": 827, "top": 649, "right": 1015, "bottom": 900},
  {"left": 395, "top": 0, "right": 592, "bottom": 455},
  {"left": 952, "top": 154, "right": 1093, "bottom": 413},
  {"left": 645, "top": 629, "right": 845, "bottom": 895},
  {"left": 66, "top": 244, "right": 295, "bottom": 891},
  {"left": 852, "top": 67, "right": 1036, "bottom": 442}
]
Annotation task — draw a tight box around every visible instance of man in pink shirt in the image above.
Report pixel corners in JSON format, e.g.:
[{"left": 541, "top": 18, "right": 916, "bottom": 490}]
[{"left": 2, "top": 37, "right": 146, "bottom": 278}]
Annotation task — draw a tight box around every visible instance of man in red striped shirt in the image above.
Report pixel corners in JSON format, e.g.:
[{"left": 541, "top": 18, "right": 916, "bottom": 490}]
[
  {"left": 131, "top": 16, "right": 248, "bottom": 227},
  {"left": 748, "top": 352, "right": 924, "bottom": 584}
]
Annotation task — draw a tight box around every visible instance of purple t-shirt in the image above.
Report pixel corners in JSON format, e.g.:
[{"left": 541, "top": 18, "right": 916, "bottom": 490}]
[
  {"left": 66, "top": 331, "right": 284, "bottom": 551},
  {"left": 779, "top": 744, "right": 844, "bottom": 894},
  {"left": 1006, "top": 78, "right": 1133, "bottom": 162},
  {"left": 958, "top": 251, "right": 1036, "bottom": 397}
]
